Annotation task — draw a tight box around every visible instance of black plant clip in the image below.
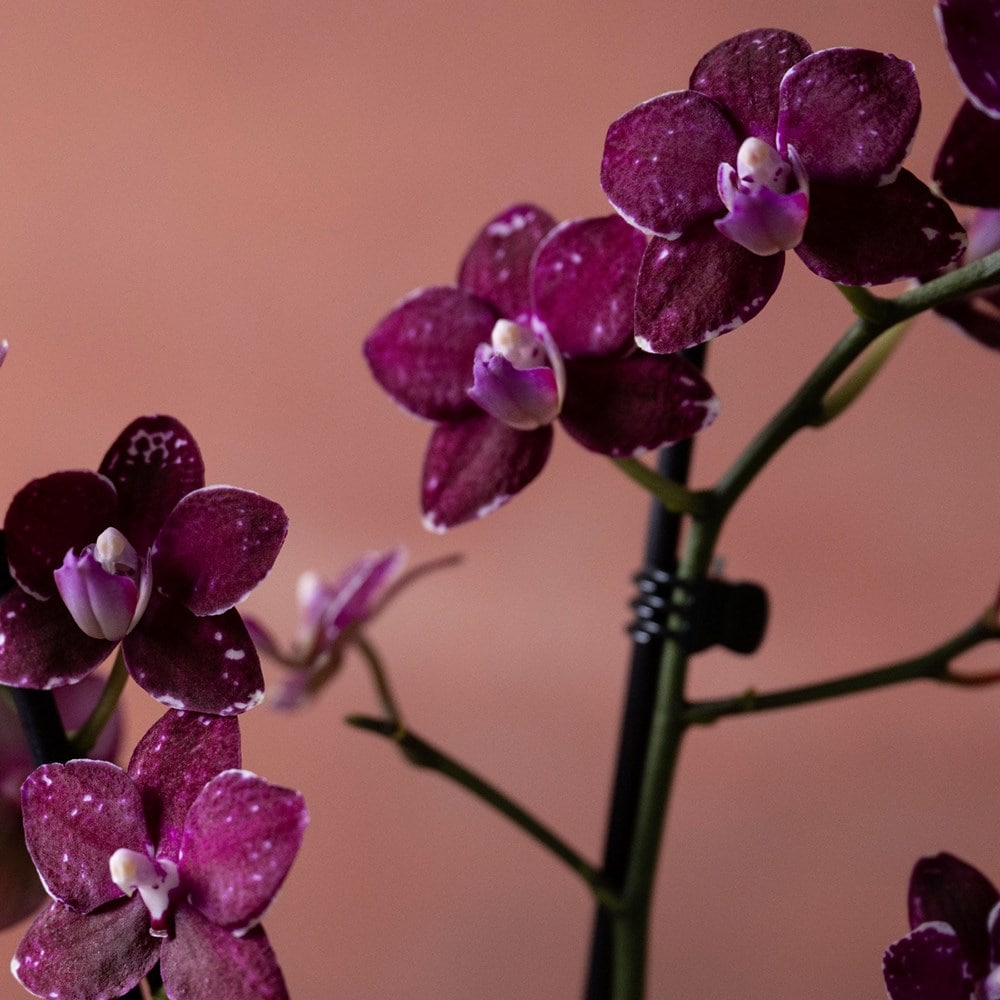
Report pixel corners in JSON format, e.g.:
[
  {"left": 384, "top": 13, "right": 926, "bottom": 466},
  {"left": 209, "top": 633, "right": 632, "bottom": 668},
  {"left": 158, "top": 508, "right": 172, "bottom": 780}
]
[{"left": 628, "top": 567, "right": 769, "bottom": 655}]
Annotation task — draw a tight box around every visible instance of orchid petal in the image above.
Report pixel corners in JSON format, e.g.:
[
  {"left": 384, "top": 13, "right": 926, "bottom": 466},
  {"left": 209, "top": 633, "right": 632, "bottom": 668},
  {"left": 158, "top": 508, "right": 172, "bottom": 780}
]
[
  {"left": 364, "top": 286, "right": 498, "bottom": 420},
  {"left": 883, "top": 922, "right": 974, "bottom": 1000},
  {"left": 601, "top": 90, "right": 739, "bottom": 239},
  {"left": 936, "top": 0, "right": 1000, "bottom": 118},
  {"left": 634, "top": 223, "right": 784, "bottom": 354},
  {"left": 715, "top": 184, "right": 808, "bottom": 255},
  {"left": 936, "top": 298, "right": 1000, "bottom": 350},
  {"left": 152, "top": 486, "right": 288, "bottom": 617},
  {"left": 778, "top": 48, "right": 920, "bottom": 187},
  {"left": 420, "top": 416, "right": 552, "bottom": 532},
  {"left": 532, "top": 215, "right": 647, "bottom": 356},
  {"left": 689, "top": 28, "right": 812, "bottom": 141},
  {"left": 934, "top": 101, "right": 1000, "bottom": 207},
  {"left": 797, "top": 171, "right": 966, "bottom": 284},
  {"left": 98, "top": 415, "right": 205, "bottom": 557},
  {"left": 468, "top": 350, "right": 560, "bottom": 430}
]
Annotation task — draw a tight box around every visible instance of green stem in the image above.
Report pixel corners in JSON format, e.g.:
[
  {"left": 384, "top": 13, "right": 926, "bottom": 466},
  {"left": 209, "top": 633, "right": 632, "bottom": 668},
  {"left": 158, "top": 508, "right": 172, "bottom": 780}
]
[
  {"left": 611, "top": 458, "right": 710, "bottom": 516},
  {"left": 70, "top": 652, "right": 128, "bottom": 755},
  {"left": 346, "top": 714, "right": 616, "bottom": 907},
  {"left": 355, "top": 635, "right": 404, "bottom": 726},
  {"left": 684, "top": 618, "right": 994, "bottom": 726}
]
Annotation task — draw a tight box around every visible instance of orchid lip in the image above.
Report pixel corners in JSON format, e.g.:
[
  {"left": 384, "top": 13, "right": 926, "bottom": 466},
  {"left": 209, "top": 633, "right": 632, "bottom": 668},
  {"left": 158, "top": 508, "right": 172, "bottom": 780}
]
[{"left": 109, "top": 848, "right": 180, "bottom": 938}]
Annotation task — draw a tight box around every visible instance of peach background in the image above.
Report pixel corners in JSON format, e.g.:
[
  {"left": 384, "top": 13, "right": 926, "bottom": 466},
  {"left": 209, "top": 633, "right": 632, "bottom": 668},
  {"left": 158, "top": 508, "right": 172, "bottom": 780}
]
[{"left": 0, "top": 3, "right": 997, "bottom": 999}]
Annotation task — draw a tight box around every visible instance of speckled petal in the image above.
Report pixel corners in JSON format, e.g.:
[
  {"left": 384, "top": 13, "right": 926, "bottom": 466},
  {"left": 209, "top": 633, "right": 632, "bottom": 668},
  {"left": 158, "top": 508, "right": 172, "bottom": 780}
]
[
  {"left": 420, "top": 416, "right": 552, "bottom": 532},
  {"left": 0, "top": 588, "right": 115, "bottom": 689},
  {"left": 21, "top": 760, "right": 149, "bottom": 912},
  {"left": 908, "top": 853, "right": 999, "bottom": 977},
  {"left": 934, "top": 101, "right": 1000, "bottom": 207},
  {"left": 457, "top": 203, "right": 557, "bottom": 322},
  {"left": 161, "top": 907, "right": 288, "bottom": 1000},
  {"left": 127, "top": 710, "right": 241, "bottom": 860},
  {"left": 4, "top": 471, "right": 117, "bottom": 600},
  {"left": 797, "top": 171, "right": 967, "bottom": 284},
  {"left": 152, "top": 487, "right": 288, "bottom": 617},
  {"left": 635, "top": 223, "right": 784, "bottom": 353},
  {"left": 532, "top": 215, "right": 647, "bottom": 357},
  {"left": 98, "top": 415, "right": 205, "bottom": 557},
  {"left": 364, "top": 286, "right": 498, "bottom": 420},
  {"left": 560, "top": 353, "right": 718, "bottom": 455},
  {"left": 936, "top": 0, "right": 1000, "bottom": 118},
  {"left": 123, "top": 597, "right": 263, "bottom": 715},
  {"left": 601, "top": 90, "right": 739, "bottom": 239},
  {"left": 883, "top": 922, "right": 974, "bottom": 1000},
  {"left": 689, "top": 28, "right": 812, "bottom": 140},
  {"left": 13, "top": 898, "right": 158, "bottom": 1000},
  {"left": 777, "top": 48, "right": 920, "bottom": 187},
  {"left": 181, "top": 769, "right": 306, "bottom": 933}
]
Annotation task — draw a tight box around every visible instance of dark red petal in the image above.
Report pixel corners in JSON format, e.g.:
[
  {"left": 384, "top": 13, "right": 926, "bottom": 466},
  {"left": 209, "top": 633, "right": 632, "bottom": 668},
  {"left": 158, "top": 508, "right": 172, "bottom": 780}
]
[
  {"left": 936, "top": 298, "right": 1000, "bottom": 350},
  {"left": 181, "top": 770, "right": 306, "bottom": 933},
  {"left": 420, "top": 416, "right": 552, "bottom": 531},
  {"left": 937, "top": 0, "right": 1000, "bottom": 118},
  {"left": 457, "top": 203, "right": 557, "bottom": 321},
  {"left": 13, "top": 899, "right": 158, "bottom": 1000},
  {"left": 0, "top": 588, "right": 114, "bottom": 689},
  {"left": 934, "top": 101, "right": 1000, "bottom": 207},
  {"left": 153, "top": 487, "right": 288, "bottom": 616},
  {"left": 364, "top": 286, "right": 498, "bottom": 420},
  {"left": 689, "top": 28, "right": 812, "bottom": 140},
  {"left": 161, "top": 908, "right": 288, "bottom": 1000},
  {"left": 635, "top": 224, "right": 784, "bottom": 353},
  {"left": 778, "top": 48, "right": 920, "bottom": 187},
  {"left": 127, "top": 710, "right": 241, "bottom": 860},
  {"left": 4, "top": 471, "right": 117, "bottom": 599},
  {"left": 532, "top": 215, "right": 647, "bottom": 357},
  {"left": 21, "top": 760, "right": 149, "bottom": 912},
  {"left": 908, "top": 852, "right": 999, "bottom": 977},
  {"left": 798, "top": 172, "right": 967, "bottom": 285},
  {"left": 123, "top": 597, "right": 263, "bottom": 715},
  {"left": 883, "top": 923, "right": 974, "bottom": 1000},
  {"left": 601, "top": 90, "right": 738, "bottom": 239}
]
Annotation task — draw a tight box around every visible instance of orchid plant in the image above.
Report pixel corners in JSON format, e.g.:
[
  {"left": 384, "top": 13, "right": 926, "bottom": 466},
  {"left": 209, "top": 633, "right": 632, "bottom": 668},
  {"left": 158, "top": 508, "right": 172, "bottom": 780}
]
[{"left": 2, "top": 2, "right": 999, "bottom": 999}]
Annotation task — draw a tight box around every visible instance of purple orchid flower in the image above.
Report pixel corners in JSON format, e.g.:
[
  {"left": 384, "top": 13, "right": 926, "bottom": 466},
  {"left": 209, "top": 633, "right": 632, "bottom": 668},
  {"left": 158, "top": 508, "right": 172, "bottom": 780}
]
[
  {"left": 883, "top": 852, "right": 1000, "bottom": 1000},
  {"left": 0, "top": 415, "right": 288, "bottom": 715},
  {"left": 600, "top": 28, "right": 967, "bottom": 354},
  {"left": 12, "top": 708, "right": 307, "bottom": 1000},
  {"left": 0, "top": 677, "right": 121, "bottom": 931},
  {"left": 364, "top": 204, "right": 719, "bottom": 530}
]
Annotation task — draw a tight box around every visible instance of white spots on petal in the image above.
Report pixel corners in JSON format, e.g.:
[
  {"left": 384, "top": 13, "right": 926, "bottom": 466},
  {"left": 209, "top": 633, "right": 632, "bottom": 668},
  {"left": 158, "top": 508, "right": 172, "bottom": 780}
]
[
  {"left": 156, "top": 694, "right": 187, "bottom": 710},
  {"left": 224, "top": 648, "right": 246, "bottom": 661},
  {"left": 923, "top": 227, "right": 939, "bottom": 241},
  {"left": 213, "top": 631, "right": 224, "bottom": 642}
]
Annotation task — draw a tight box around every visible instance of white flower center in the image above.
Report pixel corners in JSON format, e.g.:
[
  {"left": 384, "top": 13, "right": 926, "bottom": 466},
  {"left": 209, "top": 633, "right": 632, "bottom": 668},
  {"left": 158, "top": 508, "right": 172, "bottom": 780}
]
[{"left": 109, "top": 847, "right": 180, "bottom": 938}]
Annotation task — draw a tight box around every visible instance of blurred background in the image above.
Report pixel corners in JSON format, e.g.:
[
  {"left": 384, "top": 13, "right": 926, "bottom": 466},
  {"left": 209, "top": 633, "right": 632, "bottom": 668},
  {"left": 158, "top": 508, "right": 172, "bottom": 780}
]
[{"left": 0, "top": 2, "right": 996, "bottom": 998}]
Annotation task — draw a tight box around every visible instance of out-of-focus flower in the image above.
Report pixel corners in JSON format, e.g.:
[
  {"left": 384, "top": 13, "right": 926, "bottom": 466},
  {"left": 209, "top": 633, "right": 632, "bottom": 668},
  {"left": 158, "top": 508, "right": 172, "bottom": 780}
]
[
  {"left": 248, "top": 548, "right": 459, "bottom": 708},
  {"left": 365, "top": 204, "right": 718, "bottom": 530},
  {"left": 883, "top": 852, "right": 1000, "bottom": 1000},
  {"left": 0, "top": 677, "right": 121, "bottom": 930},
  {"left": 12, "top": 709, "right": 307, "bottom": 1000},
  {"left": 600, "top": 28, "right": 966, "bottom": 354},
  {"left": 0, "top": 415, "right": 288, "bottom": 715},
  {"left": 935, "top": 209, "right": 1000, "bottom": 349}
]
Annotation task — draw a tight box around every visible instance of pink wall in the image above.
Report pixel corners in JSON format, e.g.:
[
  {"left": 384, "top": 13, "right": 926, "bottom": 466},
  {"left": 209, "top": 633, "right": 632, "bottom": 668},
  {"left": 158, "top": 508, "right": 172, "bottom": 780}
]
[{"left": 0, "top": 3, "right": 996, "bottom": 998}]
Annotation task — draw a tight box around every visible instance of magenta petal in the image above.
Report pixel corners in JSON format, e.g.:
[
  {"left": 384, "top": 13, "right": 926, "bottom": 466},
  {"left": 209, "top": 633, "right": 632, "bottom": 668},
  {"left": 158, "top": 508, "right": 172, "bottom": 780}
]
[
  {"left": 468, "top": 352, "right": 560, "bottom": 430},
  {"left": 420, "top": 416, "right": 552, "bottom": 531},
  {"left": 635, "top": 224, "right": 784, "bottom": 353},
  {"left": 13, "top": 899, "right": 158, "bottom": 1000},
  {"left": 98, "top": 415, "right": 206, "bottom": 557},
  {"left": 181, "top": 770, "right": 306, "bottom": 932},
  {"left": 162, "top": 907, "right": 288, "bottom": 1000},
  {"left": 123, "top": 597, "right": 263, "bottom": 715},
  {"left": 532, "top": 215, "right": 647, "bottom": 357},
  {"left": 689, "top": 28, "right": 812, "bottom": 140},
  {"left": 560, "top": 353, "right": 719, "bottom": 455},
  {"left": 934, "top": 101, "right": 1000, "bottom": 207},
  {"left": 327, "top": 547, "right": 405, "bottom": 628},
  {"left": 0, "top": 588, "right": 115, "bottom": 689},
  {"left": 364, "top": 286, "right": 498, "bottom": 420},
  {"left": 127, "top": 710, "right": 241, "bottom": 859},
  {"left": 883, "top": 923, "right": 973, "bottom": 1000},
  {"left": 798, "top": 172, "right": 967, "bottom": 284},
  {"left": 457, "top": 203, "right": 557, "bottom": 322},
  {"left": 153, "top": 487, "right": 288, "bottom": 616},
  {"left": 4, "top": 471, "right": 117, "bottom": 600},
  {"left": 778, "top": 48, "right": 920, "bottom": 187},
  {"left": 602, "top": 90, "right": 739, "bottom": 239},
  {"left": 21, "top": 760, "right": 149, "bottom": 912},
  {"left": 937, "top": 0, "right": 1000, "bottom": 118}
]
